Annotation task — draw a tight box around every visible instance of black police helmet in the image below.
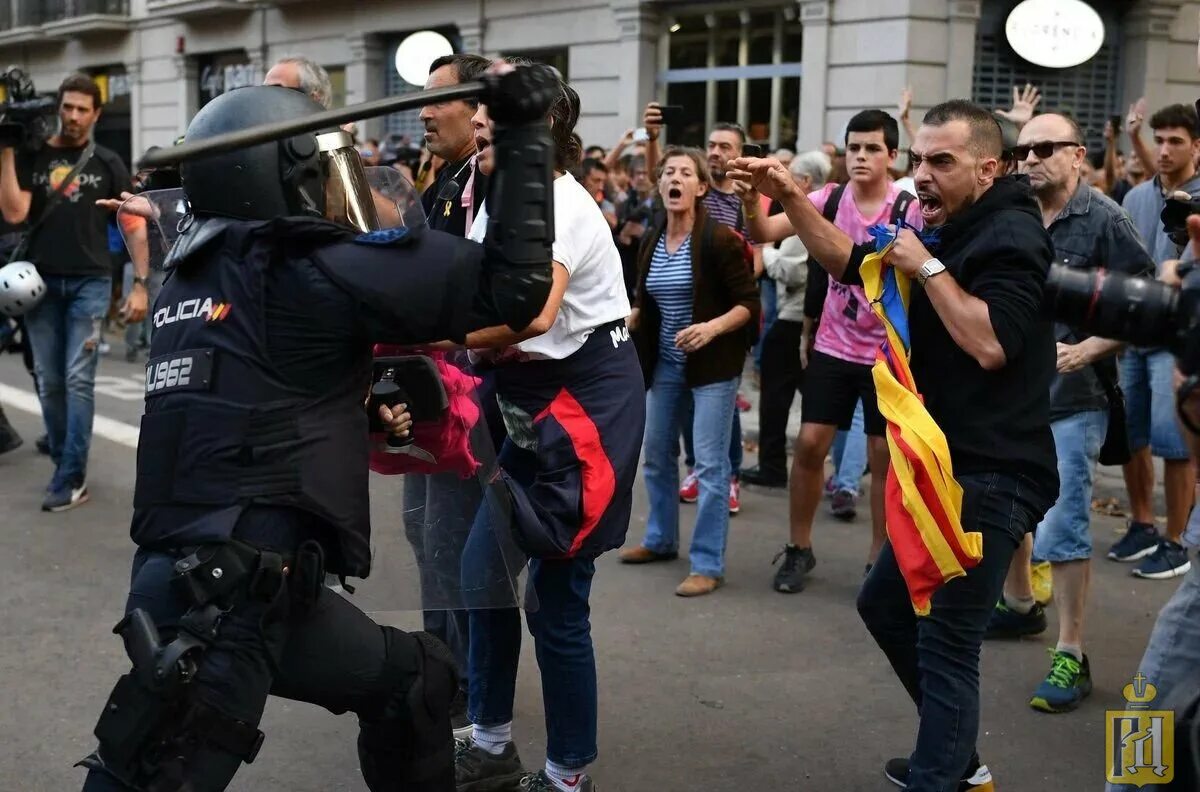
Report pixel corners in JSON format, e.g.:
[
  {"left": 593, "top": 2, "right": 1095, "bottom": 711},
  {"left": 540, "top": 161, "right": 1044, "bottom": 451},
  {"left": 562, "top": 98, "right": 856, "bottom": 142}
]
[{"left": 181, "top": 85, "right": 328, "bottom": 220}]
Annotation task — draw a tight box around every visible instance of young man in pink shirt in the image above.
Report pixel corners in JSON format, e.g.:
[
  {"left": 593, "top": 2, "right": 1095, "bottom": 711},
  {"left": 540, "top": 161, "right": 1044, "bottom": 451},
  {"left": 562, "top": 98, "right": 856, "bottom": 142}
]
[{"left": 740, "top": 109, "right": 920, "bottom": 593}]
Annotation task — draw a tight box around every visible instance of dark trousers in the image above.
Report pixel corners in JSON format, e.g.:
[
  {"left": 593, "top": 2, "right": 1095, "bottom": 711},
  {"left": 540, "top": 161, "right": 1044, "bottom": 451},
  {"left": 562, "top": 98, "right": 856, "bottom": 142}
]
[
  {"left": 856, "top": 472, "right": 1042, "bottom": 792},
  {"left": 756, "top": 318, "right": 804, "bottom": 477},
  {"left": 465, "top": 440, "right": 600, "bottom": 769},
  {"left": 83, "top": 511, "right": 454, "bottom": 791}
]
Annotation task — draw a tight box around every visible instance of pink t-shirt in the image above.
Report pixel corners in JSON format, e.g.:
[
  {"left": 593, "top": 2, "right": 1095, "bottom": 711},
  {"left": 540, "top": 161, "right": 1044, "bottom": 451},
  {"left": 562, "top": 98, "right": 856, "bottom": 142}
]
[{"left": 808, "top": 182, "right": 923, "bottom": 366}]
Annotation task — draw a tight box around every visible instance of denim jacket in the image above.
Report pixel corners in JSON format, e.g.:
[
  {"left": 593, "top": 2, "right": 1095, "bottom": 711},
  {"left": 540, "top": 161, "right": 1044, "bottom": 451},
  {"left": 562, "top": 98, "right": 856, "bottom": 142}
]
[{"left": 1050, "top": 181, "right": 1155, "bottom": 420}]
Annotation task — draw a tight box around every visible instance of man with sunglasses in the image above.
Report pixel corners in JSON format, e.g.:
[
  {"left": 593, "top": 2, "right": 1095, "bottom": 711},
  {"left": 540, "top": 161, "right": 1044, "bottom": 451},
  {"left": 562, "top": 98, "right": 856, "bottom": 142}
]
[{"left": 985, "top": 113, "right": 1154, "bottom": 715}]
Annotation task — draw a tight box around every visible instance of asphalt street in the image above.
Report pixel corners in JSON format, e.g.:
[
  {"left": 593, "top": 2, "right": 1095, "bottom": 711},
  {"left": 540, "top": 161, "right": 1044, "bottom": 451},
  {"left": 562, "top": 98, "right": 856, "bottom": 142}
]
[{"left": 0, "top": 350, "right": 1181, "bottom": 792}]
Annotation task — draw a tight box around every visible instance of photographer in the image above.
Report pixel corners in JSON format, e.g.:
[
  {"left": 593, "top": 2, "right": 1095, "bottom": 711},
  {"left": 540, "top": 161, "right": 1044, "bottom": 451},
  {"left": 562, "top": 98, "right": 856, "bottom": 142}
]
[
  {"left": 0, "top": 73, "right": 140, "bottom": 512},
  {"left": 1105, "top": 212, "right": 1200, "bottom": 792},
  {"left": 1112, "top": 103, "right": 1200, "bottom": 580}
]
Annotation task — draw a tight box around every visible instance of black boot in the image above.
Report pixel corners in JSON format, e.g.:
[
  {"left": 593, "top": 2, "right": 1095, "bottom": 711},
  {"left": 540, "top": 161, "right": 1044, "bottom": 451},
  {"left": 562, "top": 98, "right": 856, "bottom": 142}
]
[{"left": 0, "top": 407, "right": 23, "bottom": 455}]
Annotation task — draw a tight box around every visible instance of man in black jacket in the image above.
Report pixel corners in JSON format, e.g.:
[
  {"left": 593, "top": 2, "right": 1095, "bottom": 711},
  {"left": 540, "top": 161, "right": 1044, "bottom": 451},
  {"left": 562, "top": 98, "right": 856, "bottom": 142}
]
[{"left": 731, "top": 100, "right": 1058, "bottom": 792}]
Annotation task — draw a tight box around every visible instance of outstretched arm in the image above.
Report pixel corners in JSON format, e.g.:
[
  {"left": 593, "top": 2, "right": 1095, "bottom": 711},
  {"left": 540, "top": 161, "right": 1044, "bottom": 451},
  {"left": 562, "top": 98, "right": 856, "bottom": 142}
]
[{"left": 728, "top": 156, "right": 854, "bottom": 280}]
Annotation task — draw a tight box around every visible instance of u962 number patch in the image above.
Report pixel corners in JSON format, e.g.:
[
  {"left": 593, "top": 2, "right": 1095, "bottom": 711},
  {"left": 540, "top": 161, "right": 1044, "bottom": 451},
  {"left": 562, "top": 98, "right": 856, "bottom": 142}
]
[{"left": 145, "top": 348, "right": 214, "bottom": 396}]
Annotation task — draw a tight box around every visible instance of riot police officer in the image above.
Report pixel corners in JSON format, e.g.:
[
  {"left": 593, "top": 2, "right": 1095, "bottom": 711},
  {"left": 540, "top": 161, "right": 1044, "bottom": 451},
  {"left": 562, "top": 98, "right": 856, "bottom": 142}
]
[{"left": 77, "top": 64, "right": 558, "bottom": 792}]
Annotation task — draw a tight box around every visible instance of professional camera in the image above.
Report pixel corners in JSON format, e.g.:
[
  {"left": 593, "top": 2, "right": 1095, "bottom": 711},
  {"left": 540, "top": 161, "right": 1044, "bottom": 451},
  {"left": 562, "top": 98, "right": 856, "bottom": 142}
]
[{"left": 0, "top": 67, "right": 57, "bottom": 150}]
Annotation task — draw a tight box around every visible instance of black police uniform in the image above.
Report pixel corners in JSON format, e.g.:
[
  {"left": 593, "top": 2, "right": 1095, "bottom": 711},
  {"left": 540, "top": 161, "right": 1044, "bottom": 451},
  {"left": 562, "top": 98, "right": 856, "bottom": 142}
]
[{"left": 79, "top": 67, "right": 557, "bottom": 792}]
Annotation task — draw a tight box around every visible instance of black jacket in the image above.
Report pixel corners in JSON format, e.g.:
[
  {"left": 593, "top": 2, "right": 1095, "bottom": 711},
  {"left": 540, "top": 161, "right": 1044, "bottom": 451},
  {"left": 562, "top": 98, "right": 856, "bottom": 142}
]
[{"left": 842, "top": 176, "right": 1059, "bottom": 509}]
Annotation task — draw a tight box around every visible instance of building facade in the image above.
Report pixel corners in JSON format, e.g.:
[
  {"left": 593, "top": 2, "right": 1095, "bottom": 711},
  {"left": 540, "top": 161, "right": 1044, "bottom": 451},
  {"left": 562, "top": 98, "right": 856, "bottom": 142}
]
[{"left": 1, "top": 0, "right": 1198, "bottom": 168}]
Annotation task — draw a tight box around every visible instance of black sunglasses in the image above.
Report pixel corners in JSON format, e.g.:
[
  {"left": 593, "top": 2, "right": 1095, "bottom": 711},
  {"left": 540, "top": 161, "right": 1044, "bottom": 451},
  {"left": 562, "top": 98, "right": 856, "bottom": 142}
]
[{"left": 1011, "top": 140, "right": 1081, "bottom": 161}]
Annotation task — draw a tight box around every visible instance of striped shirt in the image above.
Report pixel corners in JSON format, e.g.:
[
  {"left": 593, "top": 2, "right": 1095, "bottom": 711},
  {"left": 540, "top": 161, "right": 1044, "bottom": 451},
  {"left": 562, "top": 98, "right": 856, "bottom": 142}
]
[
  {"left": 645, "top": 234, "right": 693, "bottom": 364},
  {"left": 703, "top": 189, "right": 743, "bottom": 234}
]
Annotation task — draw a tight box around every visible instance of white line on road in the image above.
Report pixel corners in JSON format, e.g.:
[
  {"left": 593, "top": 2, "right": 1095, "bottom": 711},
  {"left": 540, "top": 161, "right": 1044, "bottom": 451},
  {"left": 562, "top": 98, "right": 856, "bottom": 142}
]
[{"left": 0, "top": 383, "right": 140, "bottom": 449}]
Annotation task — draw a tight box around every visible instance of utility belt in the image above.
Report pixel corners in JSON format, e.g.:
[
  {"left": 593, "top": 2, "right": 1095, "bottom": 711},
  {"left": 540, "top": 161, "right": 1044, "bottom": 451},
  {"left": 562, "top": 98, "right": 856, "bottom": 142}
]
[{"left": 80, "top": 535, "right": 328, "bottom": 788}]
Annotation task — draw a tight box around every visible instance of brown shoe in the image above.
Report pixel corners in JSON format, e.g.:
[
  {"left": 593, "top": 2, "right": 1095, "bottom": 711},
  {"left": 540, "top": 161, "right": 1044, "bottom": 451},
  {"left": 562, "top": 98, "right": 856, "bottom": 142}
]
[
  {"left": 675, "top": 574, "right": 724, "bottom": 597},
  {"left": 618, "top": 546, "right": 679, "bottom": 564}
]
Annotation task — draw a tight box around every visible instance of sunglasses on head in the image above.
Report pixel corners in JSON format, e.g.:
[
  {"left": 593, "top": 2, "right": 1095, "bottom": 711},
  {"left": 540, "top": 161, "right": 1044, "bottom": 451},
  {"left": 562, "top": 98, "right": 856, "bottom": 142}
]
[{"left": 1012, "top": 140, "right": 1081, "bottom": 161}]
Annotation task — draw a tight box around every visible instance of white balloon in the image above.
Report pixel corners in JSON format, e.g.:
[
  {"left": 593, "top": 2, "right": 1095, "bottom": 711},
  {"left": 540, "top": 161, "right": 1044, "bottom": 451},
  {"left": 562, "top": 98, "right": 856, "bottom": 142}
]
[
  {"left": 395, "top": 31, "right": 455, "bottom": 86},
  {"left": 1005, "top": 0, "right": 1105, "bottom": 70}
]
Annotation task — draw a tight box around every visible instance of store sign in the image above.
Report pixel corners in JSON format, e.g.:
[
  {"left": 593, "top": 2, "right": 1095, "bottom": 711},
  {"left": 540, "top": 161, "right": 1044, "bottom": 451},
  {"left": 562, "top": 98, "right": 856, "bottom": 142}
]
[
  {"left": 200, "top": 61, "right": 260, "bottom": 101},
  {"left": 1005, "top": 0, "right": 1105, "bottom": 69}
]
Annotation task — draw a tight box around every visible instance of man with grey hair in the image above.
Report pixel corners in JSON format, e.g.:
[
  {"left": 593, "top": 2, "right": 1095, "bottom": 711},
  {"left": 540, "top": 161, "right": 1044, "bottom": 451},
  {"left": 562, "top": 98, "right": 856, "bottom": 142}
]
[
  {"left": 739, "top": 150, "right": 832, "bottom": 486},
  {"left": 264, "top": 56, "right": 333, "bottom": 109}
]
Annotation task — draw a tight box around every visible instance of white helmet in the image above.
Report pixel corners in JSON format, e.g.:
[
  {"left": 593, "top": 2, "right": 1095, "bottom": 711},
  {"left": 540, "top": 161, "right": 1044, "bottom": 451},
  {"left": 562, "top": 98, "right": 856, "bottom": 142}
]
[{"left": 0, "top": 260, "right": 46, "bottom": 317}]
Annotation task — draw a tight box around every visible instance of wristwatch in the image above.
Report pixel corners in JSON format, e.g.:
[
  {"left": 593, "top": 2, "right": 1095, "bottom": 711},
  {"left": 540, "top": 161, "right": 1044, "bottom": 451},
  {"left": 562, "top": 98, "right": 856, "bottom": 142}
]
[
  {"left": 132, "top": 275, "right": 149, "bottom": 289},
  {"left": 917, "top": 258, "right": 947, "bottom": 286}
]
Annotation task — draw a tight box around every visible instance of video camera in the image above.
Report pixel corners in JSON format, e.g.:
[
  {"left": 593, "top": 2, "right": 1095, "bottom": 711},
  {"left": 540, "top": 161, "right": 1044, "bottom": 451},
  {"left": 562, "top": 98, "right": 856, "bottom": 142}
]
[
  {"left": 1043, "top": 195, "right": 1200, "bottom": 431},
  {"left": 0, "top": 67, "right": 57, "bottom": 151}
]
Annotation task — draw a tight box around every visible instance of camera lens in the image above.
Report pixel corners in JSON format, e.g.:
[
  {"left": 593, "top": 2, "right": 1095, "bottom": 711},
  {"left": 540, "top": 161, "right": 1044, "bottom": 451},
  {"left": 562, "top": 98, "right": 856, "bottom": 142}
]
[{"left": 1045, "top": 265, "right": 1179, "bottom": 349}]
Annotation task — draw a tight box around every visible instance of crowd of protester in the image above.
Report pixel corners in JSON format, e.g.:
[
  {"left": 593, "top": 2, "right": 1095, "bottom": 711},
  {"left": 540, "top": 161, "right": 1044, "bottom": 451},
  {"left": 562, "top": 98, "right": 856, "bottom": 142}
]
[{"left": 3, "top": 47, "right": 1200, "bottom": 792}]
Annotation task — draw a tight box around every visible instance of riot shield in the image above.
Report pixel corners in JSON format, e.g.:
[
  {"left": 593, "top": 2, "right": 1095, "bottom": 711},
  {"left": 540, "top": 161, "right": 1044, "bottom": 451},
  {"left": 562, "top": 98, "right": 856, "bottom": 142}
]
[
  {"left": 115, "top": 189, "right": 189, "bottom": 271},
  {"left": 354, "top": 347, "right": 536, "bottom": 616},
  {"left": 364, "top": 166, "right": 426, "bottom": 229}
]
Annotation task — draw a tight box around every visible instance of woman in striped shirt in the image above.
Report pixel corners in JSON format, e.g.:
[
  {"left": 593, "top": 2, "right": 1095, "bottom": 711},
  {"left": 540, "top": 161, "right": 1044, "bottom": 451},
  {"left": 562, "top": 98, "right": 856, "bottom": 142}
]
[{"left": 621, "top": 147, "right": 760, "bottom": 597}]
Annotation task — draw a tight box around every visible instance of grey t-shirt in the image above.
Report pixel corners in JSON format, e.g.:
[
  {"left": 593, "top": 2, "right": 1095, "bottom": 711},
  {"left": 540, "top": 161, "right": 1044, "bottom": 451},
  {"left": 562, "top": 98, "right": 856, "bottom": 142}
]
[{"left": 1049, "top": 181, "right": 1155, "bottom": 421}]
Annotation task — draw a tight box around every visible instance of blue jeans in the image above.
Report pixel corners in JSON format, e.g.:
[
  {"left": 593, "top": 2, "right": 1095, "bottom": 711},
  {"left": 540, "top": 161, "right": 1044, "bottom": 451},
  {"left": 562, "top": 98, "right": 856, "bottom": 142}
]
[
  {"left": 831, "top": 399, "right": 867, "bottom": 493},
  {"left": 642, "top": 359, "right": 738, "bottom": 577},
  {"left": 681, "top": 386, "right": 742, "bottom": 475},
  {"left": 1122, "top": 347, "right": 1189, "bottom": 460},
  {"left": 1033, "top": 409, "right": 1107, "bottom": 563},
  {"left": 857, "top": 472, "right": 1042, "bottom": 792},
  {"left": 1106, "top": 558, "right": 1200, "bottom": 791},
  {"left": 23, "top": 275, "right": 111, "bottom": 487},
  {"left": 465, "top": 441, "right": 598, "bottom": 768},
  {"left": 753, "top": 277, "right": 777, "bottom": 370}
]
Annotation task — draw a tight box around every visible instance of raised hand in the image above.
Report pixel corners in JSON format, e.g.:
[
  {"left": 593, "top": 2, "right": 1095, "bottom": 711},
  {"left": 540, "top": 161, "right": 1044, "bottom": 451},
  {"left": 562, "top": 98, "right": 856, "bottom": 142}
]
[
  {"left": 1126, "top": 97, "right": 1147, "bottom": 137},
  {"left": 995, "top": 83, "right": 1041, "bottom": 128}
]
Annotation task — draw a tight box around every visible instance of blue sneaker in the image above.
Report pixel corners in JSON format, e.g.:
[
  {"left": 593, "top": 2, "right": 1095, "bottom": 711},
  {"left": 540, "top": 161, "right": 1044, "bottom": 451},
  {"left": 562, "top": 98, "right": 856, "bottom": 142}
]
[
  {"left": 41, "top": 478, "right": 88, "bottom": 512},
  {"left": 1030, "top": 649, "right": 1092, "bottom": 713},
  {"left": 1107, "top": 522, "right": 1160, "bottom": 562},
  {"left": 1132, "top": 540, "right": 1192, "bottom": 580}
]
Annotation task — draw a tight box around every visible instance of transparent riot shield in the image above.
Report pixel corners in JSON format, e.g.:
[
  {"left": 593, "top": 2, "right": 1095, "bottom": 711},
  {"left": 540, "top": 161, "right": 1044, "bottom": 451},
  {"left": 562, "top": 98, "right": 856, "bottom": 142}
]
[
  {"left": 353, "top": 348, "right": 536, "bottom": 616},
  {"left": 115, "top": 189, "right": 189, "bottom": 271},
  {"left": 364, "top": 166, "right": 426, "bottom": 229}
]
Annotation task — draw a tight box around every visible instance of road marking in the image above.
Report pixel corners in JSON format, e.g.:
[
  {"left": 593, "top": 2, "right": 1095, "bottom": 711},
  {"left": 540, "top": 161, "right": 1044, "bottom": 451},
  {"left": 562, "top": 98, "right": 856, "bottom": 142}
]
[
  {"left": 0, "top": 383, "right": 140, "bottom": 449},
  {"left": 94, "top": 374, "right": 147, "bottom": 402}
]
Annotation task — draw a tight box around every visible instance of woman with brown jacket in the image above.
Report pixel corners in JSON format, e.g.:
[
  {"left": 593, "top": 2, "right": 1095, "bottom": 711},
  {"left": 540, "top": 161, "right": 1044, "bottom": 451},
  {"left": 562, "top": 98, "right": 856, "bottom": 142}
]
[{"left": 619, "top": 147, "right": 760, "bottom": 597}]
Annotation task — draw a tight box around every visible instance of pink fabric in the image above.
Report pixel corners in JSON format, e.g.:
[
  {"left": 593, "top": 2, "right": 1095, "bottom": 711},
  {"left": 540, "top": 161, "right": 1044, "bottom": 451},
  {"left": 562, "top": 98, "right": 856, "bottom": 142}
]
[
  {"left": 368, "top": 345, "right": 483, "bottom": 479},
  {"left": 807, "top": 182, "right": 924, "bottom": 366}
]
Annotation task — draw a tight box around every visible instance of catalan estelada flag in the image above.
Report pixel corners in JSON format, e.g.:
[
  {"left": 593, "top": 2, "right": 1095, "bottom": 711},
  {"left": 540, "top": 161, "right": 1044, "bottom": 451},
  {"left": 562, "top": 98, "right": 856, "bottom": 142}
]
[{"left": 860, "top": 226, "right": 982, "bottom": 615}]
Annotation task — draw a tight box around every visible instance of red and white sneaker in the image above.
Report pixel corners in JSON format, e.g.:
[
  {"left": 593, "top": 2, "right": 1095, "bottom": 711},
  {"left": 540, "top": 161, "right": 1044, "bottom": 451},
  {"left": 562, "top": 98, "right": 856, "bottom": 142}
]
[
  {"left": 729, "top": 477, "right": 741, "bottom": 515},
  {"left": 679, "top": 469, "right": 699, "bottom": 503}
]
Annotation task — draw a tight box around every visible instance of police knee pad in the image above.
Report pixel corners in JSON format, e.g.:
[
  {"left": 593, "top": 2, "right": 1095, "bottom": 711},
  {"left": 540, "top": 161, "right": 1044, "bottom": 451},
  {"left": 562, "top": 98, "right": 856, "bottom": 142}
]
[{"left": 357, "top": 629, "right": 458, "bottom": 792}]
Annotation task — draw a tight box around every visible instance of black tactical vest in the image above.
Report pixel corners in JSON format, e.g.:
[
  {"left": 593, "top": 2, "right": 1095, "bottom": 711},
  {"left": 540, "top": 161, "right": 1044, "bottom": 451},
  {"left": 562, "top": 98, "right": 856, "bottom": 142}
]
[{"left": 133, "top": 221, "right": 374, "bottom": 575}]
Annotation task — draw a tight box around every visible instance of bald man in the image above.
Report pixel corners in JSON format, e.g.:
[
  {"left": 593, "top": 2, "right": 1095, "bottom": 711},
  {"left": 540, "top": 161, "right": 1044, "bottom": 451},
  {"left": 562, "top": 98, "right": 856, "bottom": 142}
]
[{"left": 987, "top": 112, "right": 1155, "bottom": 715}]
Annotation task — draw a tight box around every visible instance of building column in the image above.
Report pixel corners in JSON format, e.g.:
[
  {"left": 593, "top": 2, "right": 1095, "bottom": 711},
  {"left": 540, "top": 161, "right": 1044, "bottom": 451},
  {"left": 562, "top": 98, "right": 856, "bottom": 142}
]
[
  {"left": 124, "top": 61, "right": 142, "bottom": 163},
  {"left": 459, "top": 20, "right": 486, "bottom": 55},
  {"left": 173, "top": 54, "right": 198, "bottom": 134},
  {"left": 945, "top": 0, "right": 981, "bottom": 100},
  {"left": 611, "top": 1, "right": 661, "bottom": 130},
  {"left": 798, "top": 0, "right": 830, "bottom": 150},
  {"left": 1121, "top": 0, "right": 1183, "bottom": 117},
  {"left": 346, "top": 33, "right": 385, "bottom": 140}
]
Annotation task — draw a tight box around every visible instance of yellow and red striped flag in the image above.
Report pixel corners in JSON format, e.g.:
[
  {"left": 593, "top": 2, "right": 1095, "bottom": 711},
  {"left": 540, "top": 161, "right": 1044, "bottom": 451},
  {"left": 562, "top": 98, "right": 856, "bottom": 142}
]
[{"left": 860, "top": 233, "right": 983, "bottom": 615}]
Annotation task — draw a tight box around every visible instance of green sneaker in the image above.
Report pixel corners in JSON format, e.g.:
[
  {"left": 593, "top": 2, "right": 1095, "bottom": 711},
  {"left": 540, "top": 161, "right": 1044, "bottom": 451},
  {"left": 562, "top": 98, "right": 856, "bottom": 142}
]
[{"left": 1030, "top": 649, "right": 1092, "bottom": 713}]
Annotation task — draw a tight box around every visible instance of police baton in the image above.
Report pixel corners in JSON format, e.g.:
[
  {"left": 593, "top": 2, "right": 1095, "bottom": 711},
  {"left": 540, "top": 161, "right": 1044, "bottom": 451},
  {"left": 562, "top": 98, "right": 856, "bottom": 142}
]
[{"left": 138, "top": 82, "right": 486, "bottom": 170}]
